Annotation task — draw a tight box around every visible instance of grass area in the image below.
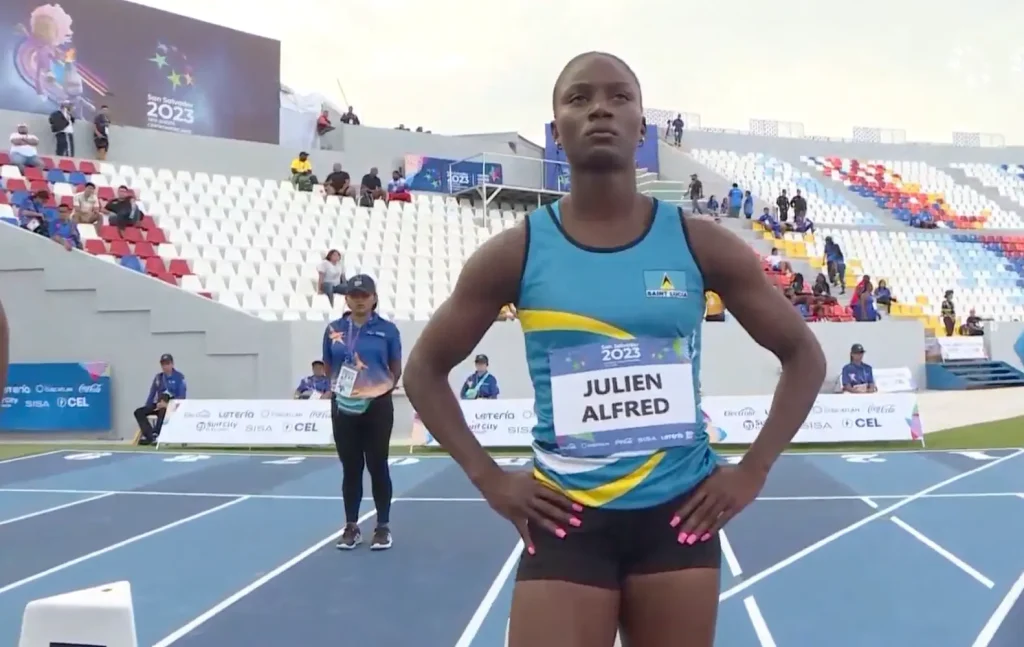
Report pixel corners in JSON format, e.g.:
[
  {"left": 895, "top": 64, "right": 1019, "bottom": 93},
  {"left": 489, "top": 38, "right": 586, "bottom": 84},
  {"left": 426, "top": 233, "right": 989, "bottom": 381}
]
[{"left": 1, "top": 416, "right": 1022, "bottom": 462}]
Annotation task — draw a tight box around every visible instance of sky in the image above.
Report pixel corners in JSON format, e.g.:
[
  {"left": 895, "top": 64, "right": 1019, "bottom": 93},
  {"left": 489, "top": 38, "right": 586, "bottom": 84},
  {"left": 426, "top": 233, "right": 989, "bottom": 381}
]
[{"left": 130, "top": 0, "right": 1024, "bottom": 144}]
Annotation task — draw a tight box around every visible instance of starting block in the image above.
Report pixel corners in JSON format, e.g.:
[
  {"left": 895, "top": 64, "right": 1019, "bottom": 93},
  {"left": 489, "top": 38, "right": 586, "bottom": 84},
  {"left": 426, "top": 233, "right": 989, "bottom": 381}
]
[{"left": 19, "top": 581, "right": 137, "bottom": 647}]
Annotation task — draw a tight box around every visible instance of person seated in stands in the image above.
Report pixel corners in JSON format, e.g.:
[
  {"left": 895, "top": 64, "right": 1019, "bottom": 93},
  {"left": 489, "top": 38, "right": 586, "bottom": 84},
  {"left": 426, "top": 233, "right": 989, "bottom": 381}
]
[
  {"left": 359, "top": 167, "right": 385, "bottom": 206},
  {"left": 50, "top": 204, "right": 81, "bottom": 251},
  {"left": 317, "top": 249, "right": 347, "bottom": 306},
  {"left": 134, "top": 353, "right": 186, "bottom": 445},
  {"left": 460, "top": 354, "right": 500, "bottom": 400},
  {"left": 765, "top": 246, "right": 783, "bottom": 271},
  {"left": 757, "top": 207, "right": 782, "bottom": 238},
  {"left": 823, "top": 236, "right": 846, "bottom": 294},
  {"left": 960, "top": 308, "right": 986, "bottom": 336},
  {"left": 73, "top": 182, "right": 104, "bottom": 226},
  {"left": 316, "top": 110, "right": 334, "bottom": 136},
  {"left": 852, "top": 280, "right": 880, "bottom": 322},
  {"left": 786, "top": 212, "right": 814, "bottom": 234},
  {"left": 387, "top": 170, "right": 411, "bottom": 203},
  {"left": 909, "top": 210, "right": 937, "bottom": 229},
  {"left": 705, "top": 195, "right": 719, "bottom": 213},
  {"left": 340, "top": 106, "right": 360, "bottom": 125},
  {"left": 324, "top": 163, "right": 356, "bottom": 199},
  {"left": 104, "top": 186, "right": 144, "bottom": 236},
  {"left": 811, "top": 273, "right": 837, "bottom": 305},
  {"left": 294, "top": 360, "right": 332, "bottom": 399},
  {"left": 290, "top": 152, "right": 316, "bottom": 192},
  {"left": 9, "top": 124, "right": 41, "bottom": 170},
  {"left": 704, "top": 290, "right": 726, "bottom": 322},
  {"left": 742, "top": 190, "right": 754, "bottom": 219},
  {"left": 874, "top": 279, "right": 896, "bottom": 313},
  {"left": 17, "top": 189, "right": 49, "bottom": 237},
  {"left": 841, "top": 344, "right": 876, "bottom": 393}
]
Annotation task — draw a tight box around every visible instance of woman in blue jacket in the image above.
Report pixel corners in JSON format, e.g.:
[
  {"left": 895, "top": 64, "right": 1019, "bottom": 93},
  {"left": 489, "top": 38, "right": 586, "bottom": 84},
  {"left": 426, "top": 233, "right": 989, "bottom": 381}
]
[{"left": 460, "top": 354, "right": 500, "bottom": 399}]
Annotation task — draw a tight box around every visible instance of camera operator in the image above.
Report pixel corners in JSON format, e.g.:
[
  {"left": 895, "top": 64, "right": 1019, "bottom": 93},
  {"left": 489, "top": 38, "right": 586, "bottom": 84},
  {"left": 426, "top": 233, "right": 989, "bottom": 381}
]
[{"left": 134, "top": 353, "right": 187, "bottom": 445}]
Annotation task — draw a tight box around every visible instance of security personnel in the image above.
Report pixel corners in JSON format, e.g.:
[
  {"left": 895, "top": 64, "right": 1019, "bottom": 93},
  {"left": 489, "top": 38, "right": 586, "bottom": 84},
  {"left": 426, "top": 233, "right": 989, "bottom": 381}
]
[
  {"left": 841, "top": 344, "right": 876, "bottom": 393},
  {"left": 295, "top": 360, "right": 331, "bottom": 399},
  {"left": 460, "top": 354, "right": 500, "bottom": 399},
  {"left": 134, "top": 353, "right": 187, "bottom": 445}
]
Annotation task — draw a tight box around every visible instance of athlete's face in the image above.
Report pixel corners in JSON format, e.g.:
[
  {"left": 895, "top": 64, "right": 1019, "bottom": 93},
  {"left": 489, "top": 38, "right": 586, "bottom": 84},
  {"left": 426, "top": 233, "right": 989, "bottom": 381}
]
[{"left": 551, "top": 55, "right": 644, "bottom": 172}]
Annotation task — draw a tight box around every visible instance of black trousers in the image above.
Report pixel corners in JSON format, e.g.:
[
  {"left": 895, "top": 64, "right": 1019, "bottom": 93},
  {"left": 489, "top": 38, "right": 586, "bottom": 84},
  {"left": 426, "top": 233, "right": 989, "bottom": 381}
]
[
  {"left": 133, "top": 404, "right": 166, "bottom": 443},
  {"left": 55, "top": 132, "right": 75, "bottom": 157},
  {"left": 332, "top": 394, "right": 394, "bottom": 524}
]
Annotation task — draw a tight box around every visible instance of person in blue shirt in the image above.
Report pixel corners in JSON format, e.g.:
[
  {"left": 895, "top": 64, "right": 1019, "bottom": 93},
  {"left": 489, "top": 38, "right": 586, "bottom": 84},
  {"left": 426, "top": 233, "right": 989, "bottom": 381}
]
[
  {"left": 727, "top": 183, "right": 744, "bottom": 218},
  {"left": 705, "top": 195, "right": 718, "bottom": 213},
  {"left": 18, "top": 190, "right": 50, "bottom": 237},
  {"left": 742, "top": 190, "right": 754, "bottom": 219},
  {"left": 294, "top": 360, "right": 331, "bottom": 399},
  {"left": 134, "top": 353, "right": 186, "bottom": 445},
  {"left": 841, "top": 344, "right": 876, "bottom": 393},
  {"left": 323, "top": 274, "right": 402, "bottom": 551},
  {"left": 823, "top": 236, "right": 846, "bottom": 294},
  {"left": 460, "top": 354, "right": 500, "bottom": 399},
  {"left": 50, "top": 204, "right": 81, "bottom": 251},
  {"left": 402, "top": 51, "right": 826, "bottom": 647},
  {"left": 757, "top": 207, "right": 782, "bottom": 238}
]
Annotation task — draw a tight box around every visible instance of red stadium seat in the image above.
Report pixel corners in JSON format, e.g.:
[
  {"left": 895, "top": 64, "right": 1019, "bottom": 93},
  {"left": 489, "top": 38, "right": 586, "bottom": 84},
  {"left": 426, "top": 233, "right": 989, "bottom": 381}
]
[
  {"left": 144, "top": 228, "right": 167, "bottom": 244},
  {"left": 83, "top": 239, "right": 107, "bottom": 255},
  {"left": 107, "top": 240, "right": 131, "bottom": 257},
  {"left": 144, "top": 257, "right": 166, "bottom": 274},
  {"left": 78, "top": 161, "right": 98, "bottom": 175},
  {"left": 121, "top": 227, "right": 144, "bottom": 243},
  {"left": 167, "top": 259, "right": 191, "bottom": 276},
  {"left": 57, "top": 159, "right": 77, "bottom": 172},
  {"left": 134, "top": 242, "right": 156, "bottom": 258},
  {"left": 98, "top": 225, "right": 121, "bottom": 241}
]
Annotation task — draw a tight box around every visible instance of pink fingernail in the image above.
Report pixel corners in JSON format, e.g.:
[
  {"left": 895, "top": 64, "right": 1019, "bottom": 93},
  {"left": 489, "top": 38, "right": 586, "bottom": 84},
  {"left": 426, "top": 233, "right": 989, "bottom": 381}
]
[
  {"left": 572, "top": 503, "right": 584, "bottom": 513},
  {"left": 686, "top": 534, "right": 698, "bottom": 545},
  {"left": 669, "top": 515, "right": 681, "bottom": 528},
  {"left": 569, "top": 516, "right": 581, "bottom": 527},
  {"left": 677, "top": 532, "right": 689, "bottom": 544},
  {"left": 700, "top": 532, "right": 712, "bottom": 542},
  {"left": 527, "top": 545, "right": 536, "bottom": 556},
  {"left": 555, "top": 528, "right": 567, "bottom": 539}
]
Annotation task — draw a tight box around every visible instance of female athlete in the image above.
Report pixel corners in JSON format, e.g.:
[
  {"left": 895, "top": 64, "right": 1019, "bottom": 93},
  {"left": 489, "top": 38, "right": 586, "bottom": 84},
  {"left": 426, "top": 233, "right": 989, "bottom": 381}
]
[{"left": 403, "top": 52, "right": 826, "bottom": 647}]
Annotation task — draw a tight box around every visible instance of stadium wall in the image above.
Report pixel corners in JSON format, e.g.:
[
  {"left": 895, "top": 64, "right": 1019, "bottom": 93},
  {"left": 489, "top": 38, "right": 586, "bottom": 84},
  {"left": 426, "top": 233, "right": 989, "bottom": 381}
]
[
  {"left": 986, "top": 322, "right": 1024, "bottom": 371},
  {"left": 0, "top": 224, "right": 295, "bottom": 439}
]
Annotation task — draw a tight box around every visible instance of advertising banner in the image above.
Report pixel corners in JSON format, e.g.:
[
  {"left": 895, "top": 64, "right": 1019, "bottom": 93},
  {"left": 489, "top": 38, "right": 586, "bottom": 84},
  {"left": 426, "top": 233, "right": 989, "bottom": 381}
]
[
  {"left": 0, "top": 0, "right": 281, "bottom": 143},
  {"left": 415, "top": 398, "right": 536, "bottom": 447},
  {"left": 403, "top": 154, "right": 503, "bottom": 193},
  {"left": 158, "top": 399, "right": 333, "bottom": 446},
  {"left": 0, "top": 362, "right": 111, "bottom": 432}
]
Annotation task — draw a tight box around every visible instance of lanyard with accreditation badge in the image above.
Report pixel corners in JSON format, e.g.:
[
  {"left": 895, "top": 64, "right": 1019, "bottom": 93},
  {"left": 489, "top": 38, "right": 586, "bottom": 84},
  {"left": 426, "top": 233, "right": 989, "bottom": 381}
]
[{"left": 333, "top": 318, "right": 365, "bottom": 397}]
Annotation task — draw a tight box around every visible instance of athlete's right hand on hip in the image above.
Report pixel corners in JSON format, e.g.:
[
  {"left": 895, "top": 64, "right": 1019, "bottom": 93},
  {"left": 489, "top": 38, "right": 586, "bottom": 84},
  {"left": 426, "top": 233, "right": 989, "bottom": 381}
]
[{"left": 477, "top": 470, "right": 583, "bottom": 555}]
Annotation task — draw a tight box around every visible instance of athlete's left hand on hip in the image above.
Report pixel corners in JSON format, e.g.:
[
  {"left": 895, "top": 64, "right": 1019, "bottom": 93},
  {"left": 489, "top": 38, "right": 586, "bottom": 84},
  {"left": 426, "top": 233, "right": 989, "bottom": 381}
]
[{"left": 669, "top": 464, "right": 766, "bottom": 544}]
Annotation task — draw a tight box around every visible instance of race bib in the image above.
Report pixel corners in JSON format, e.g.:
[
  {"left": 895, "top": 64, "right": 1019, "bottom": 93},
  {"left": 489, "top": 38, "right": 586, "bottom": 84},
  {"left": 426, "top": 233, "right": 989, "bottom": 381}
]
[
  {"left": 549, "top": 337, "right": 700, "bottom": 457},
  {"left": 333, "top": 365, "right": 358, "bottom": 397}
]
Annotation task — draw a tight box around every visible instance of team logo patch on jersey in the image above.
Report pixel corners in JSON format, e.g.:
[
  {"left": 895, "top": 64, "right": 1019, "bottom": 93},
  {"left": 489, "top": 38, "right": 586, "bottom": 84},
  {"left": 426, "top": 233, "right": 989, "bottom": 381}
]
[{"left": 643, "top": 270, "right": 689, "bottom": 299}]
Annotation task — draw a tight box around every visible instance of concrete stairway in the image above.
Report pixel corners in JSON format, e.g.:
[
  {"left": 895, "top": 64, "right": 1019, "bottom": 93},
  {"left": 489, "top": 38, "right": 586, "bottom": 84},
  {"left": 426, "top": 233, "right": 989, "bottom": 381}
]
[{"left": 657, "top": 143, "right": 774, "bottom": 216}]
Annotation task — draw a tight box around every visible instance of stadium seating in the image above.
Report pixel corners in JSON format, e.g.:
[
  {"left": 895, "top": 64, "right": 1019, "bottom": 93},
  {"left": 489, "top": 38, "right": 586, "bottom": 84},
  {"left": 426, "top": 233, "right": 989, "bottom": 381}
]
[
  {"left": 805, "top": 157, "right": 1024, "bottom": 229},
  {"left": 951, "top": 162, "right": 1024, "bottom": 212},
  {"left": 690, "top": 149, "right": 880, "bottom": 225}
]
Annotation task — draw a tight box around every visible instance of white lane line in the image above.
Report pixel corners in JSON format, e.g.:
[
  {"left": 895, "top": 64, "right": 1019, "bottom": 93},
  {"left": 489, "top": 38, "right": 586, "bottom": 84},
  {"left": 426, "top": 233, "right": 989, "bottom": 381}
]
[
  {"left": 454, "top": 540, "right": 523, "bottom": 647},
  {"left": 0, "top": 496, "right": 248, "bottom": 596},
  {"left": 1, "top": 487, "right": 1022, "bottom": 503},
  {"left": 889, "top": 516, "right": 994, "bottom": 589},
  {"left": 743, "top": 597, "right": 778, "bottom": 647},
  {"left": 970, "top": 569, "right": 1024, "bottom": 647},
  {"left": 151, "top": 508, "right": 378, "bottom": 647},
  {"left": 719, "top": 448, "right": 1024, "bottom": 602},
  {"left": 0, "top": 492, "right": 114, "bottom": 528},
  {"left": 0, "top": 449, "right": 66, "bottom": 464},
  {"left": 1017, "top": 494, "right": 1024, "bottom": 500},
  {"left": 719, "top": 531, "right": 743, "bottom": 577},
  {"left": 860, "top": 496, "right": 879, "bottom": 509}
]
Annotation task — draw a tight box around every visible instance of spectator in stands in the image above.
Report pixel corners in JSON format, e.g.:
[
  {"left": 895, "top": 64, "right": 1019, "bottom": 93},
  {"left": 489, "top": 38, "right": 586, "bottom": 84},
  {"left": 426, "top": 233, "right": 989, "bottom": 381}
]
[
  {"left": 687, "top": 174, "right": 703, "bottom": 214},
  {"left": 671, "top": 114, "right": 684, "bottom": 145},
  {"left": 874, "top": 279, "right": 895, "bottom": 313},
  {"left": 340, "top": 106, "right": 360, "bottom": 125},
  {"left": 318, "top": 249, "right": 347, "bottom": 306},
  {"left": 719, "top": 195, "right": 729, "bottom": 217},
  {"left": 294, "top": 360, "right": 332, "bottom": 399},
  {"left": 786, "top": 212, "right": 814, "bottom": 234},
  {"left": 726, "top": 183, "right": 743, "bottom": 218},
  {"left": 17, "top": 189, "right": 49, "bottom": 237},
  {"left": 704, "top": 290, "right": 725, "bottom": 322},
  {"left": 316, "top": 110, "right": 335, "bottom": 137},
  {"left": 705, "top": 195, "right": 719, "bottom": 213},
  {"left": 290, "top": 151, "right": 316, "bottom": 192},
  {"left": 93, "top": 105, "right": 111, "bottom": 160},
  {"left": 961, "top": 309, "right": 985, "bottom": 336},
  {"left": 387, "top": 170, "right": 411, "bottom": 203},
  {"left": 758, "top": 207, "right": 782, "bottom": 238},
  {"left": 776, "top": 190, "right": 790, "bottom": 222},
  {"left": 852, "top": 280, "right": 880, "bottom": 322},
  {"left": 324, "top": 163, "right": 356, "bottom": 199},
  {"left": 841, "top": 344, "right": 876, "bottom": 393},
  {"left": 50, "top": 204, "right": 81, "bottom": 251},
  {"left": 104, "top": 186, "right": 143, "bottom": 236},
  {"left": 765, "top": 247, "right": 784, "bottom": 271},
  {"left": 9, "top": 124, "right": 41, "bottom": 170},
  {"left": 742, "top": 190, "right": 754, "bottom": 219},
  {"left": 73, "top": 182, "right": 103, "bottom": 225},
  {"left": 941, "top": 290, "right": 956, "bottom": 336},
  {"left": 49, "top": 100, "right": 76, "bottom": 157},
  {"left": 789, "top": 189, "right": 807, "bottom": 220},
  {"left": 134, "top": 353, "right": 186, "bottom": 445},
  {"left": 360, "top": 167, "right": 385, "bottom": 206},
  {"left": 910, "top": 211, "right": 937, "bottom": 229},
  {"left": 812, "top": 273, "right": 834, "bottom": 301},
  {"left": 823, "top": 236, "right": 846, "bottom": 294},
  {"left": 460, "top": 354, "right": 500, "bottom": 400}
]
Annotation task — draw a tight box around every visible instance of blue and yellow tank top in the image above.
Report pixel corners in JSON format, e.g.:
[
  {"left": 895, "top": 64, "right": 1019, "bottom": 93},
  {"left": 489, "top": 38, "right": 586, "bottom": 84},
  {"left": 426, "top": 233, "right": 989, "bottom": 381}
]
[{"left": 518, "top": 199, "right": 717, "bottom": 510}]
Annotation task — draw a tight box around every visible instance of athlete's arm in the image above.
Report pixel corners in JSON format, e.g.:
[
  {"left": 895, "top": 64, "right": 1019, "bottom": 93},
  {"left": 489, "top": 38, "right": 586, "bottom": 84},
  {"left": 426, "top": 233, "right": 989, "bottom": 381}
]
[
  {"left": 0, "top": 299, "right": 7, "bottom": 397},
  {"left": 688, "top": 218, "right": 826, "bottom": 474},
  {"left": 403, "top": 226, "right": 525, "bottom": 486}
]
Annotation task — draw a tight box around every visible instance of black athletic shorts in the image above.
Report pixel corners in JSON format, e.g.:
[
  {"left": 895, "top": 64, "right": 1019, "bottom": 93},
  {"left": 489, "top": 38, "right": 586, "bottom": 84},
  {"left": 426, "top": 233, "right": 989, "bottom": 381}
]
[
  {"left": 515, "top": 487, "right": 721, "bottom": 589},
  {"left": 94, "top": 136, "right": 108, "bottom": 150}
]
